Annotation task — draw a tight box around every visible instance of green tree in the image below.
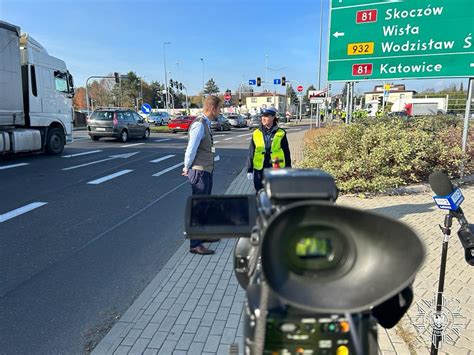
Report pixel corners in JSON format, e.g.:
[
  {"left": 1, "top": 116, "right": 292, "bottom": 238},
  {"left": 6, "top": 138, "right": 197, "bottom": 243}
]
[{"left": 203, "top": 78, "right": 220, "bottom": 95}]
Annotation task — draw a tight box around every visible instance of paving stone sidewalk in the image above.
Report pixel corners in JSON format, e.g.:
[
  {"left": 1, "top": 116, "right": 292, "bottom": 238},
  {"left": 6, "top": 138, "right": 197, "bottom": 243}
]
[{"left": 93, "top": 129, "right": 473, "bottom": 355}]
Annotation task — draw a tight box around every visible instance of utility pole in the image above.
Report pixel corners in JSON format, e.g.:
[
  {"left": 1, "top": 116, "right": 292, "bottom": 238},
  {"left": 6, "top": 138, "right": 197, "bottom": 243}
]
[
  {"left": 163, "top": 42, "right": 171, "bottom": 113},
  {"left": 316, "top": 0, "right": 324, "bottom": 128},
  {"left": 200, "top": 58, "right": 204, "bottom": 108}
]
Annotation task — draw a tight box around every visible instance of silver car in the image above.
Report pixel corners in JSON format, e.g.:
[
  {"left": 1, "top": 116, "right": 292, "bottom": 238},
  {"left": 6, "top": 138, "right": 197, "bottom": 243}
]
[
  {"left": 147, "top": 112, "right": 171, "bottom": 126},
  {"left": 226, "top": 114, "right": 246, "bottom": 128}
]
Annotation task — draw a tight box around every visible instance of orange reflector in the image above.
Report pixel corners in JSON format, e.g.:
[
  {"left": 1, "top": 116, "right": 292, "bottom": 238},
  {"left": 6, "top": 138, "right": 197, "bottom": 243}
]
[{"left": 340, "top": 320, "right": 350, "bottom": 333}]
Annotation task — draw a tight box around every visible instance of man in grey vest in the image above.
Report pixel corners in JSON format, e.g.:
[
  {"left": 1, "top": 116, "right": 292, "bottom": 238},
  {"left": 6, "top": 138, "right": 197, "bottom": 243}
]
[{"left": 182, "top": 95, "right": 221, "bottom": 255}]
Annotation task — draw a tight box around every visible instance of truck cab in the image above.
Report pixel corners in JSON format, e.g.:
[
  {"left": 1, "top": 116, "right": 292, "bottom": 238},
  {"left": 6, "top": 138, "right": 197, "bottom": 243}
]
[{"left": 0, "top": 21, "right": 74, "bottom": 155}]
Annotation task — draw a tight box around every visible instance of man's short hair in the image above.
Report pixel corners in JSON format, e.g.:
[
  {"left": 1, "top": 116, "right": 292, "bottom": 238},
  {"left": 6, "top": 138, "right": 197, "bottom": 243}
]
[{"left": 204, "top": 95, "right": 221, "bottom": 110}]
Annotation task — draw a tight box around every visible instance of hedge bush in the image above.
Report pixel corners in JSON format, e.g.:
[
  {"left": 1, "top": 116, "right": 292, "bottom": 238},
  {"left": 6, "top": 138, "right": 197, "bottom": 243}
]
[{"left": 299, "top": 116, "right": 472, "bottom": 193}]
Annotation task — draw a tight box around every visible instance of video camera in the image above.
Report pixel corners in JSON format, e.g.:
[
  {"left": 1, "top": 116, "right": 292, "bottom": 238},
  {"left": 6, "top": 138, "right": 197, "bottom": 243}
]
[{"left": 185, "top": 169, "right": 425, "bottom": 355}]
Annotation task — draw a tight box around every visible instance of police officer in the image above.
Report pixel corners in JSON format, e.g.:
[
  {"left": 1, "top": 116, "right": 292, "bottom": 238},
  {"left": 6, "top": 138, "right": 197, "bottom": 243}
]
[{"left": 246, "top": 107, "right": 291, "bottom": 192}]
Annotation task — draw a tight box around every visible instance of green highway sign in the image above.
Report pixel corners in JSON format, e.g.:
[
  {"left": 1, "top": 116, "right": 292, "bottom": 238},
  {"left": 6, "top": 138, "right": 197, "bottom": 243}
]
[{"left": 328, "top": 0, "right": 474, "bottom": 81}]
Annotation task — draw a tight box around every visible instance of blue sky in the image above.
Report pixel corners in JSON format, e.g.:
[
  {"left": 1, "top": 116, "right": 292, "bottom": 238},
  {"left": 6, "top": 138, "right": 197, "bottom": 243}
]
[{"left": 1, "top": 0, "right": 466, "bottom": 96}]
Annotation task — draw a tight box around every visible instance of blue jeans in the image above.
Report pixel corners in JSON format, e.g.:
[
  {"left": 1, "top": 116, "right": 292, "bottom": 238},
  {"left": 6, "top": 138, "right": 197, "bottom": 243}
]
[{"left": 188, "top": 169, "right": 213, "bottom": 248}]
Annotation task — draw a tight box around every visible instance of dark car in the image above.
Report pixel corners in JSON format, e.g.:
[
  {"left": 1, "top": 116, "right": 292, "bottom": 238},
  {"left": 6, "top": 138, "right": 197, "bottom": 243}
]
[
  {"left": 147, "top": 111, "right": 171, "bottom": 126},
  {"left": 168, "top": 115, "right": 196, "bottom": 133},
  {"left": 248, "top": 115, "right": 261, "bottom": 130},
  {"left": 87, "top": 108, "right": 150, "bottom": 142},
  {"left": 211, "top": 115, "right": 231, "bottom": 131}
]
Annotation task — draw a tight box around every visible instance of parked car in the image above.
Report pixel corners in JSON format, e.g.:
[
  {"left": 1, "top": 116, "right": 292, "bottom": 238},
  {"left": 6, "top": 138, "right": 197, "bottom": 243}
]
[
  {"left": 168, "top": 115, "right": 196, "bottom": 133},
  {"left": 248, "top": 114, "right": 261, "bottom": 130},
  {"left": 147, "top": 111, "right": 171, "bottom": 126},
  {"left": 87, "top": 108, "right": 150, "bottom": 142},
  {"left": 211, "top": 115, "right": 231, "bottom": 131},
  {"left": 226, "top": 114, "right": 246, "bottom": 128}
]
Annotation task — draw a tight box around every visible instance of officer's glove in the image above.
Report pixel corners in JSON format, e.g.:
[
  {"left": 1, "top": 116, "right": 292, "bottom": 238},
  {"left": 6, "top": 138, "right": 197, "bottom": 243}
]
[{"left": 246, "top": 173, "right": 253, "bottom": 181}]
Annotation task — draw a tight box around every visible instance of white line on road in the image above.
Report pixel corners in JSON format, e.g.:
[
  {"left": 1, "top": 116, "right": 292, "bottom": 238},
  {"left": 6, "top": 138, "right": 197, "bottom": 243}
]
[
  {"left": 87, "top": 169, "right": 133, "bottom": 185},
  {"left": 224, "top": 137, "right": 234, "bottom": 141},
  {"left": 213, "top": 134, "right": 225, "bottom": 138},
  {"left": 154, "top": 139, "right": 172, "bottom": 142},
  {"left": 152, "top": 162, "right": 183, "bottom": 177},
  {"left": 62, "top": 152, "right": 139, "bottom": 171},
  {"left": 237, "top": 133, "right": 253, "bottom": 137},
  {"left": 0, "top": 163, "right": 29, "bottom": 170},
  {"left": 121, "top": 143, "right": 145, "bottom": 147},
  {"left": 0, "top": 202, "right": 47, "bottom": 223},
  {"left": 62, "top": 150, "right": 102, "bottom": 158},
  {"left": 214, "top": 141, "right": 220, "bottom": 144},
  {"left": 150, "top": 154, "right": 175, "bottom": 163}
]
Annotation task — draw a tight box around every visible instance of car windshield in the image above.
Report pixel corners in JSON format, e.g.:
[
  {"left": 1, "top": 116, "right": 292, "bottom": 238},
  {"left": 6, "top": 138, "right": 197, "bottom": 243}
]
[{"left": 90, "top": 111, "right": 113, "bottom": 120}]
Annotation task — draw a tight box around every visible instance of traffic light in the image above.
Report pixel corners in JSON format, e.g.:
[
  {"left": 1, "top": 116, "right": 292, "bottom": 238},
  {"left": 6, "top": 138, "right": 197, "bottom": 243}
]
[
  {"left": 256, "top": 77, "right": 261, "bottom": 87},
  {"left": 179, "top": 83, "right": 183, "bottom": 91},
  {"left": 281, "top": 76, "right": 286, "bottom": 86},
  {"left": 114, "top": 72, "right": 120, "bottom": 84},
  {"left": 174, "top": 80, "right": 179, "bottom": 88},
  {"left": 377, "top": 96, "right": 383, "bottom": 106},
  {"left": 250, "top": 88, "right": 254, "bottom": 96},
  {"left": 169, "top": 79, "right": 174, "bottom": 88}
]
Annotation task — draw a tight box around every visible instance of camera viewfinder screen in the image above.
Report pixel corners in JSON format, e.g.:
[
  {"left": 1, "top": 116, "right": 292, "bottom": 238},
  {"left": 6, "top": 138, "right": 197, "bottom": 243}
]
[
  {"left": 295, "top": 237, "right": 331, "bottom": 258},
  {"left": 191, "top": 198, "right": 250, "bottom": 227}
]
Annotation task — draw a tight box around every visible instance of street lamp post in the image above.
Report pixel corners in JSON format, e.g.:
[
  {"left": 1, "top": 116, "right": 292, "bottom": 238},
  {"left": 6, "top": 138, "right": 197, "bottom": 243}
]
[
  {"left": 200, "top": 58, "right": 204, "bottom": 108},
  {"left": 163, "top": 42, "right": 171, "bottom": 113}
]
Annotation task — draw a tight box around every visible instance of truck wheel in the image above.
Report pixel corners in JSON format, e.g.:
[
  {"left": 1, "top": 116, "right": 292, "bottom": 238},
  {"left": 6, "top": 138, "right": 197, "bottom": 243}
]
[
  {"left": 120, "top": 130, "right": 128, "bottom": 143},
  {"left": 45, "top": 128, "right": 65, "bottom": 155}
]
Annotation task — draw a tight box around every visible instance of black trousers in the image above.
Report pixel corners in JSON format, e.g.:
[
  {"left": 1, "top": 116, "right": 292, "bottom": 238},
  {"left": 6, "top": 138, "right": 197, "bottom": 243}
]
[
  {"left": 188, "top": 169, "right": 213, "bottom": 248},
  {"left": 253, "top": 169, "right": 265, "bottom": 192}
]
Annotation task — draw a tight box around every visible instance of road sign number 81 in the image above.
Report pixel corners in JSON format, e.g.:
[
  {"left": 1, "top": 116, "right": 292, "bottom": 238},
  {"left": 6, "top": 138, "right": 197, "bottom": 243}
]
[
  {"left": 352, "top": 64, "right": 373, "bottom": 76},
  {"left": 356, "top": 9, "right": 377, "bottom": 23}
]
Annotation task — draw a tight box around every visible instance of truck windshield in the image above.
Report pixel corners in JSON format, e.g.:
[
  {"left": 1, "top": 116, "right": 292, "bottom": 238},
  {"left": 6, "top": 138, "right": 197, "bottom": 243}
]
[{"left": 90, "top": 111, "right": 113, "bottom": 120}]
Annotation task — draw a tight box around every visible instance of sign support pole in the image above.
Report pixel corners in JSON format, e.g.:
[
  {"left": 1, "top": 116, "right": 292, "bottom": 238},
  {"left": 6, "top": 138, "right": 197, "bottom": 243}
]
[
  {"left": 310, "top": 104, "right": 313, "bottom": 130},
  {"left": 461, "top": 78, "right": 473, "bottom": 179}
]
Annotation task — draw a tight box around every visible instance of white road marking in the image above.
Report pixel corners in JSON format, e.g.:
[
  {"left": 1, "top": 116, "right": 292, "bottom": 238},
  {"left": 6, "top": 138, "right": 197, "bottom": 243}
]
[
  {"left": 152, "top": 162, "right": 183, "bottom": 177},
  {"left": 62, "top": 152, "right": 139, "bottom": 171},
  {"left": 0, "top": 163, "right": 29, "bottom": 170},
  {"left": 150, "top": 154, "right": 175, "bottom": 163},
  {"left": 121, "top": 143, "right": 145, "bottom": 147},
  {"left": 214, "top": 141, "right": 220, "bottom": 144},
  {"left": 62, "top": 150, "right": 102, "bottom": 158},
  {"left": 0, "top": 202, "right": 47, "bottom": 223},
  {"left": 154, "top": 139, "right": 171, "bottom": 142},
  {"left": 213, "top": 134, "right": 225, "bottom": 138},
  {"left": 237, "top": 133, "right": 253, "bottom": 137},
  {"left": 87, "top": 169, "right": 133, "bottom": 185},
  {"left": 224, "top": 137, "right": 234, "bottom": 141}
]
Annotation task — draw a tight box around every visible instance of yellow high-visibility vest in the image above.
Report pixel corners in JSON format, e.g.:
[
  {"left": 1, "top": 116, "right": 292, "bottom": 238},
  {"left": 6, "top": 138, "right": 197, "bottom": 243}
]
[{"left": 252, "top": 128, "right": 286, "bottom": 170}]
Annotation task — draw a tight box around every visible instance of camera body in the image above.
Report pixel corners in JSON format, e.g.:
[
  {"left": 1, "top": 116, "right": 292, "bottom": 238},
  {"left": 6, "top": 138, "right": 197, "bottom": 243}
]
[{"left": 185, "top": 169, "right": 425, "bottom": 355}]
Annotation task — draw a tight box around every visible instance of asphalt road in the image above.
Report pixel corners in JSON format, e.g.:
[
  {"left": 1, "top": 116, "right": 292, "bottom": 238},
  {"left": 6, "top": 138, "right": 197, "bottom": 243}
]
[{"left": 0, "top": 124, "right": 306, "bottom": 354}]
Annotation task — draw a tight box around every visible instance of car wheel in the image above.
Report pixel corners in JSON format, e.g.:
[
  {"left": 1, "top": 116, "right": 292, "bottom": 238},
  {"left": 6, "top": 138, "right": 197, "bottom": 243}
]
[
  {"left": 172, "top": 130, "right": 177, "bottom": 134},
  {"left": 159, "top": 119, "right": 164, "bottom": 126},
  {"left": 143, "top": 129, "right": 150, "bottom": 139},
  {"left": 220, "top": 125, "right": 224, "bottom": 131},
  {"left": 120, "top": 129, "right": 129, "bottom": 143},
  {"left": 45, "top": 127, "right": 65, "bottom": 155},
  {"left": 91, "top": 136, "right": 100, "bottom": 141}
]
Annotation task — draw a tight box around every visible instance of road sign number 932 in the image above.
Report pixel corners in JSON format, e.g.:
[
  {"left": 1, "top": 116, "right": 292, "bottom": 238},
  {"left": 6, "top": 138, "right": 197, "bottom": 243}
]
[{"left": 347, "top": 42, "right": 374, "bottom": 55}]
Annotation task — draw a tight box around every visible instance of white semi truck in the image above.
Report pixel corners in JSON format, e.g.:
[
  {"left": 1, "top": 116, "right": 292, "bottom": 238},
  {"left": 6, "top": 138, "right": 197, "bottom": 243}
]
[{"left": 0, "top": 21, "right": 74, "bottom": 155}]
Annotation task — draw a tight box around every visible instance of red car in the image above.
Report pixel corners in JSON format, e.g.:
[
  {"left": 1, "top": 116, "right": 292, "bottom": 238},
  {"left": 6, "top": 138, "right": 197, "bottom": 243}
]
[{"left": 168, "top": 115, "right": 196, "bottom": 133}]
